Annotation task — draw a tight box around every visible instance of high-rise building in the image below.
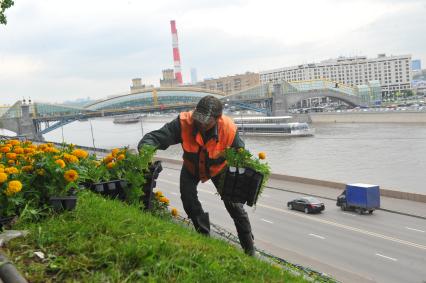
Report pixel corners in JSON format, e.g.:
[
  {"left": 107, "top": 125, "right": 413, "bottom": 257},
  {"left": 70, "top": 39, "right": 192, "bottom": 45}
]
[
  {"left": 260, "top": 54, "right": 412, "bottom": 96},
  {"left": 190, "top": 68, "right": 198, "bottom": 85},
  {"left": 199, "top": 72, "right": 260, "bottom": 95},
  {"left": 412, "top": 59, "right": 421, "bottom": 71}
]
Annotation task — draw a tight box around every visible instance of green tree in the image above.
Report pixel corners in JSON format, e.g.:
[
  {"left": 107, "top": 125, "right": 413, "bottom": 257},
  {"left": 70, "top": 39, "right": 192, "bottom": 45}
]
[{"left": 1, "top": 0, "right": 14, "bottom": 25}]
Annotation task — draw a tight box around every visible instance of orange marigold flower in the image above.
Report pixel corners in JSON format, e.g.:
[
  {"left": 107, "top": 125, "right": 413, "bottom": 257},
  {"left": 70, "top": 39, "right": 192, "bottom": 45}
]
[
  {"left": 117, "top": 154, "right": 125, "bottom": 161},
  {"left": 159, "top": 196, "right": 170, "bottom": 205},
  {"left": 38, "top": 144, "right": 48, "bottom": 151},
  {"left": 103, "top": 154, "right": 114, "bottom": 164},
  {"left": 0, "top": 168, "right": 4, "bottom": 173},
  {"left": 4, "top": 167, "right": 19, "bottom": 175},
  {"left": 258, "top": 152, "right": 266, "bottom": 160},
  {"left": 171, "top": 207, "right": 178, "bottom": 217},
  {"left": 72, "top": 149, "right": 88, "bottom": 159},
  {"left": 63, "top": 153, "right": 79, "bottom": 163},
  {"left": 64, "top": 169, "right": 79, "bottom": 182},
  {"left": 155, "top": 191, "right": 163, "bottom": 198},
  {"left": 24, "top": 148, "right": 35, "bottom": 154},
  {"left": 106, "top": 161, "right": 115, "bottom": 169},
  {"left": 1, "top": 147, "right": 11, "bottom": 153},
  {"left": 6, "top": 153, "right": 17, "bottom": 160},
  {"left": 13, "top": 147, "right": 24, "bottom": 154},
  {"left": 0, "top": 173, "right": 8, "bottom": 183},
  {"left": 5, "top": 180, "right": 23, "bottom": 196},
  {"left": 22, "top": 165, "right": 33, "bottom": 172},
  {"left": 55, "top": 159, "right": 66, "bottom": 168},
  {"left": 9, "top": 140, "right": 20, "bottom": 146},
  {"left": 28, "top": 144, "right": 37, "bottom": 149},
  {"left": 111, "top": 148, "right": 120, "bottom": 157}
]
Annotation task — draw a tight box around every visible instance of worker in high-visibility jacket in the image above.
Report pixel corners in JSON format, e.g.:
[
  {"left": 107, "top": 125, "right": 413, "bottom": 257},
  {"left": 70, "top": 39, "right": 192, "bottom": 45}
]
[{"left": 138, "top": 95, "right": 255, "bottom": 256}]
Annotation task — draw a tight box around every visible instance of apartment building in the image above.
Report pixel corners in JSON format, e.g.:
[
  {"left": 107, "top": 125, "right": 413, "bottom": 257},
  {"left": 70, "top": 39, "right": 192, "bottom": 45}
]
[
  {"left": 199, "top": 72, "right": 260, "bottom": 95},
  {"left": 260, "top": 54, "right": 412, "bottom": 97}
]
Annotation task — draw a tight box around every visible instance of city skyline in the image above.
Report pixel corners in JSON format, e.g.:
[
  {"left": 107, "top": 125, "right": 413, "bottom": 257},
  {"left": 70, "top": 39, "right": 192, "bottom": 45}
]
[{"left": 1, "top": 0, "right": 425, "bottom": 105}]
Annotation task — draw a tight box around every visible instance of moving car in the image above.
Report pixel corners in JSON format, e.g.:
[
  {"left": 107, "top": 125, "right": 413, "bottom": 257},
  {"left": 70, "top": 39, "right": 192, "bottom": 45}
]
[{"left": 287, "top": 197, "right": 325, "bottom": 214}]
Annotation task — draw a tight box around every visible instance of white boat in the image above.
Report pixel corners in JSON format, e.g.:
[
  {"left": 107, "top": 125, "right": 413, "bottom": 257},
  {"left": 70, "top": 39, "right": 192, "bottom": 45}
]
[
  {"left": 113, "top": 115, "right": 141, "bottom": 124},
  {"left": 233, "top": 116, "right": 314, "bottom": 137}
]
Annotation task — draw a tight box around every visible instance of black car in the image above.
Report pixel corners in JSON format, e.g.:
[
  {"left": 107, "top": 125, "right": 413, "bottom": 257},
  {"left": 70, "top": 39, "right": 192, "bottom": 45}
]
[{"left": 287, "top": 197, "right": 325, "bottom": 213}]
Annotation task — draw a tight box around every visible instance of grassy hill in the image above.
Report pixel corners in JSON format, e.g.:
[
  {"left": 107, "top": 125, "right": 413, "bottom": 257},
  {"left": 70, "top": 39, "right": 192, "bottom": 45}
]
[{"left": 4, "top": 192, "right": 308, "bottom": 282}]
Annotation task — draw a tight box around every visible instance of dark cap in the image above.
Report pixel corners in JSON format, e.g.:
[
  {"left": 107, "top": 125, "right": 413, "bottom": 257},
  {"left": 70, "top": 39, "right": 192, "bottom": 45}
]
[{"left": 192, "top": 95, "right": 223, "bottom": 125}]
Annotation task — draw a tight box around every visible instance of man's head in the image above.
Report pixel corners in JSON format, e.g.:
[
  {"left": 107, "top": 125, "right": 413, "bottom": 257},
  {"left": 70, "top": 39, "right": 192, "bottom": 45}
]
[{"left": 192, "top": 95, "right": 223, "bottom": 131}]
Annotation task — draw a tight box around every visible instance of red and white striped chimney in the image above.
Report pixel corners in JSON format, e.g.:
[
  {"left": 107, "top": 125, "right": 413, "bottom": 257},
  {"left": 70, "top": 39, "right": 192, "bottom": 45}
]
[{"left": 170, "top": 20, "right": 183, "bottom": 85}]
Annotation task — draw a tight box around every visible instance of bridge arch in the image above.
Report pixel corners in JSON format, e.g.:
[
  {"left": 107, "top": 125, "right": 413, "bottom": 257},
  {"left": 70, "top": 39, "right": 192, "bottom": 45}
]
[{"left": 85, "top": 87, "right": 224, "bottom": 111}]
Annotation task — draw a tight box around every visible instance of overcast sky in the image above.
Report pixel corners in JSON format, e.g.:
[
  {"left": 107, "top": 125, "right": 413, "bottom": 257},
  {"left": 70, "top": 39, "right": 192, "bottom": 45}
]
[{"left": 1, "top": 0, "right": 425, "bottom": 105}]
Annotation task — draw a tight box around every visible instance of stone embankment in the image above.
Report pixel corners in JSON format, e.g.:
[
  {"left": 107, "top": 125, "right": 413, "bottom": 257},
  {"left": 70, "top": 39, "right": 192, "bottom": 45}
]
[{"left": 310, "top": 111, "right": 426, "bottom": 123}]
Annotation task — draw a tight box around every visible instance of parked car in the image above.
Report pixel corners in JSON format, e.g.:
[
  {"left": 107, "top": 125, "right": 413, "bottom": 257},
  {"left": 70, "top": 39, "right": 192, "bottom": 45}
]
[{"left": 287, "top": 197, "right": 325, "bottom": 214}]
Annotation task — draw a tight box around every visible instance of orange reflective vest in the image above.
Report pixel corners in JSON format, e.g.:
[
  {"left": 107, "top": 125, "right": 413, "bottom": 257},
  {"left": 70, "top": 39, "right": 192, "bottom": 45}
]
[{"left": 180, "top": 111, "right": 236, "bottom": 182}]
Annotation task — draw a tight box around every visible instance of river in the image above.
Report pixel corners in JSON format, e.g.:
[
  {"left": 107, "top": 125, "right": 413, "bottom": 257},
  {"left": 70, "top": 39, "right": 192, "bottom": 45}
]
[{"left": 16, "top": 116, "right": 426, "bottom": 194}]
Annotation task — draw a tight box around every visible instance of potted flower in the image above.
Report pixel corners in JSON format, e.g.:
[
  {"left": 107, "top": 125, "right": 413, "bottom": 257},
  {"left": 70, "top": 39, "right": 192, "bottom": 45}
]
[{"left": 221, "top": 148, "right": 271, "bottom": 206}]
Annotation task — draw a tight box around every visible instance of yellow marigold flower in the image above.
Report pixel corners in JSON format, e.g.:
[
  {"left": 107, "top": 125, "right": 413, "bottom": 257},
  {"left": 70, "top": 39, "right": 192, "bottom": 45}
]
[
  {"left": 159, "top": 196, "right": 170, "bottom": 205},
  {"left": 13, "top": 147, "right": 24, "bottom": 154},
  {"left": 5, "top": 180, "right": 23, "bottom": 196},
  {"left": 45, "top": 147, "right": 60, "bottom": 153},
  {"left": 4, "top": 167, "right": 19, "bottom": 175},
  {"left": 38, "top": 144, "right": 47, "bottom": 151},
  {"left": 117, "top": 154, "right": 125, "bottom": 161},
  {"left": 55, "top": 159, "right": 66, "bottom": 168},
  {"left": 238, "top": 148, "right": 244, "bottom": 153},
  {"left": 22, "top": 165, "right": 33, "bottom": 172},
  {"left": 155, "top": 191, "right": 163, "bottom": 198},
  {"left": 6, "top": 153, "right": 17, "bottom": 160},
  {"left": 0, "top": 168, "right": 4, "bottom": 173},
  {"left": 24, "top": 148, "right": 35, "bottom": 154},
  {"left": 103, "top": 154, "right": 114, "bottom": 164},
  {"left": 106, "top": 161, "right": 115, "bottom": 169},
  {"left": 72, "top": 149, "right": 88, "bottom": 159},
  {"left": 9, "top": 140, "right": 20, "bottom": 146},
  {"left": 258, "top": 152, "right": 266, "bottom": 160},
  {"left": 36, "top": 169, "right": 45, "bottom": 176},
  {"left": 171, "top": 207, "right": 178, "bottom": 217},
  {"left": 28, "top": 144, "right": 37, "bottom": 149},
  {"left": 47, "top": 143, "right": 54, "bottom": 147},
  {"left": 8, "top": 160, "right": 15, "bottom": 165},
  {"left": 111, "top": 148, "right": 120, "bottom": 157},
  {"left": 63, "top": 153, "right": 79, "bottom": 163},
  {"left": 0, "top": 173, "right": 8, "bottom": 183},
  {"left": 64, "top": 169, "right": 79, "bottom": 182},
  {"left": 0, "top": 164, "right": 4, "bottom": 169},
  {"left": 1, "top": 147, "right": 11, "bottom": 153}
]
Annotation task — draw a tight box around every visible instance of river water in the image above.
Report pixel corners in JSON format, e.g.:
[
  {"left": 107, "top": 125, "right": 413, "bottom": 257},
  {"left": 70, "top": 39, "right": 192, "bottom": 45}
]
[{"left": 19, "top": 116, "right": 425, "bottom": 194}]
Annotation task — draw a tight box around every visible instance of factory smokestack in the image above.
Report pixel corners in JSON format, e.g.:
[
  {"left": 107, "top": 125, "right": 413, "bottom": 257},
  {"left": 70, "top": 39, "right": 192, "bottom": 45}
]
[{"left": 170, "top": 20, "right": 183, "bottom": 85}]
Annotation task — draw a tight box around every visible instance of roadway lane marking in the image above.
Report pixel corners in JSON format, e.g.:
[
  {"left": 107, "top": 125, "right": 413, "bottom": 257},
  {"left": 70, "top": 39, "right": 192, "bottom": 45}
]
[
  {"left": 375, "top": 253, "right": 397, "bottom": 262},
  {"left": 406, "top": 227, "right": 425, "bottom": 233},
  {"left": 256, "top": 203, "right": 426, "bottom": 251},
  {"left": 342, "top": 212, "right": 357, "bottom": 217},
  {"left": 309, "top": 233, "right": 325, "bottom": 240},
  {"left": 261, "top": 218, "right": 274, "bottom": 224},
  {"left": 171, "top": 192, "right": 179, "bottom": 196}
]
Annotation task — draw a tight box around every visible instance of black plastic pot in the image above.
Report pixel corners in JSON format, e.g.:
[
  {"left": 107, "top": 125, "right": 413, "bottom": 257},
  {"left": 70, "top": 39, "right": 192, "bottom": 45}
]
[
  {"left": 49, "top": 196, "right": 78, "bottom": 211},
  {"left": 142, "top": 161, "right": 163, "bottom": 210},
  {"left": 221, "top": 167, "right": 264, "bottom": 207}
]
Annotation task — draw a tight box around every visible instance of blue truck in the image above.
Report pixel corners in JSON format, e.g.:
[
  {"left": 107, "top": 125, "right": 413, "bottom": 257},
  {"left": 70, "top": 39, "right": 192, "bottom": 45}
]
[{"left": 336, "top": 183, "right": 380, "bottom": 214}]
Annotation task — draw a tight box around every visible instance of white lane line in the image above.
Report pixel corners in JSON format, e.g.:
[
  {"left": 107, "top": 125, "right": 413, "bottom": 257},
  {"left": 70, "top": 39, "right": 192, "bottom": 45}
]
[
  {"left": 171, "top": 192, "right": 179, "bottom": 196},
  {"left": 342, "top": 212, "right": 357, "bottom": 217},
  {"left": 256, "top": 202, "right": 426, "bottom": 251},
  {"left": 375, "top": 253, "right": 397, "bottom": 261},
  {"left": 261, "top": 218, "right": 274, "bottom": 224},
  {"left": 406, "top": 227, "right": 425, "bottom": 233},
  {"left": 309, "top": 233, "right": 325, "bottom": 240}
]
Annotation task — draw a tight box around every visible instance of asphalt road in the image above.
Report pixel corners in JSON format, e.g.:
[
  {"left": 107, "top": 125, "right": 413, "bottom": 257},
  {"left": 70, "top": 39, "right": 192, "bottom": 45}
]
[{"left": 156, "top": 166, "right": 426, "bottom": 283}]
